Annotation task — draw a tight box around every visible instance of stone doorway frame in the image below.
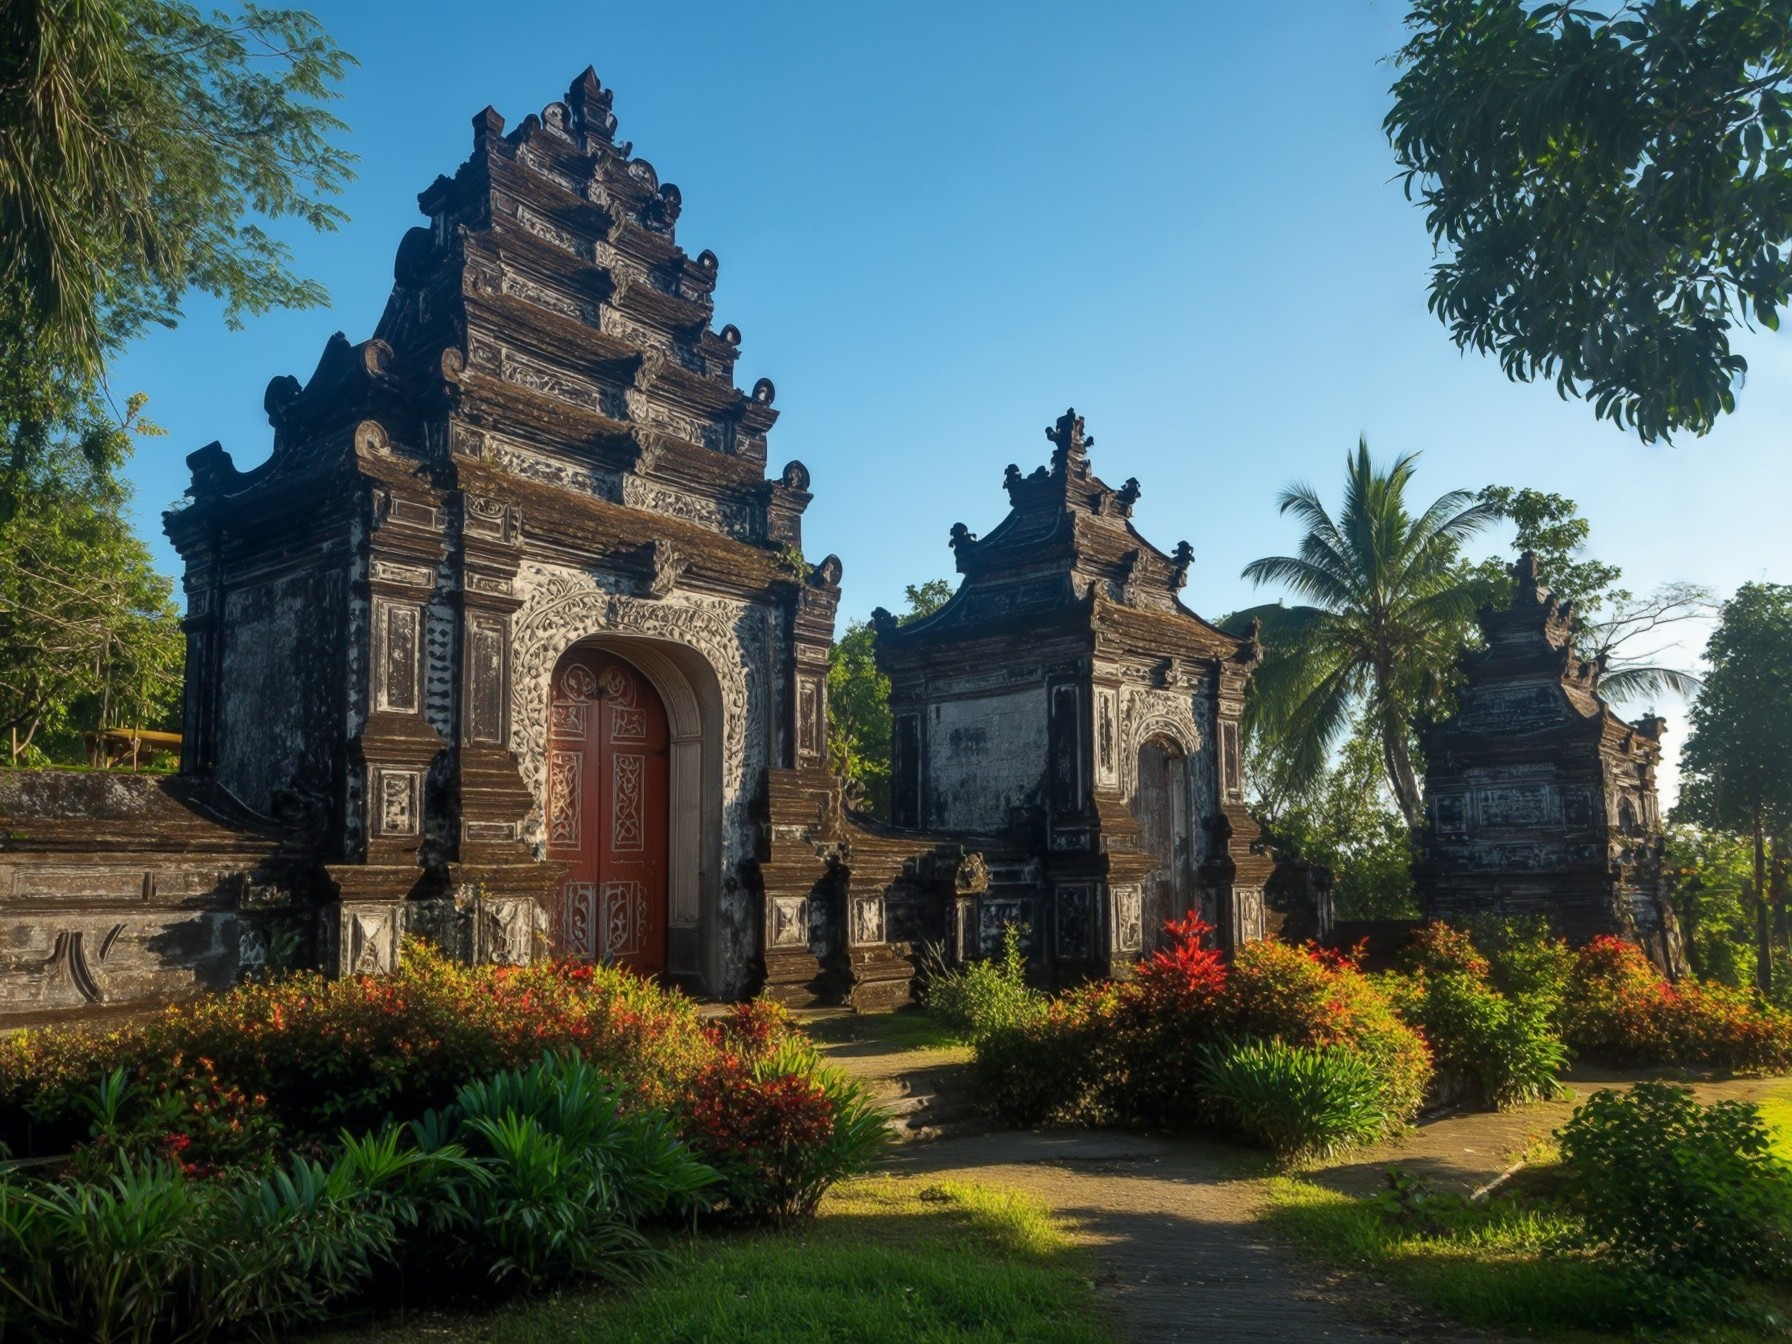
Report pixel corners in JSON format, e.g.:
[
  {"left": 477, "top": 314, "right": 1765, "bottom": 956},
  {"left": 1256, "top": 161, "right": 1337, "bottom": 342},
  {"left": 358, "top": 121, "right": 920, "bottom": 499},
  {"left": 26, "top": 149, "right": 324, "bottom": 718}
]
[{"left": 548, "top": 635, "right": 725, "bottom": 993}]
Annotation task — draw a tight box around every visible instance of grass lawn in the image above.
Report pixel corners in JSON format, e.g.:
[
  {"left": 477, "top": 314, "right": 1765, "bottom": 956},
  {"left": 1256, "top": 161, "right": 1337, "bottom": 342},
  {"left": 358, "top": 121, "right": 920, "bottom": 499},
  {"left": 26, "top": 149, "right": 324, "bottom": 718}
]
[
  {"left": 1758, "top": 1079, "right": 1792, "bottom": 1162},
  {"left": 803, "top": 1006, "right": 971, "bottom": 1056},
  {"left": 1265, "top": 1124, "right": 1792, "bottom": 1343},
  {"left": 318, "top": 1177, "right": 1110, "bottom": 1344}
]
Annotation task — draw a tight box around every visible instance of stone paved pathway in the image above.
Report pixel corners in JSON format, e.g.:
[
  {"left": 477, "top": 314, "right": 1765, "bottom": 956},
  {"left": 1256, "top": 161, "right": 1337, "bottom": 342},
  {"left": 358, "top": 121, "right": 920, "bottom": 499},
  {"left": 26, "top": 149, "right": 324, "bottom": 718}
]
[
  {"left": 894, "top": 1128, "right": 1411, "bottom": 1342},
  {"left": 824, "top": 1020, "right": 1792, "bottom": 1343}
]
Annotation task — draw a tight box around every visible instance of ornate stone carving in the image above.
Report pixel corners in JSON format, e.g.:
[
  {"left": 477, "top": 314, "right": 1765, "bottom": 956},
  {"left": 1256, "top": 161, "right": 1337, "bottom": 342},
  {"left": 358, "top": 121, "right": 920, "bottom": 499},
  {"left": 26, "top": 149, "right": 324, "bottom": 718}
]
[{"left": 508, "top": 564, "right": 771, "bottom": 871}]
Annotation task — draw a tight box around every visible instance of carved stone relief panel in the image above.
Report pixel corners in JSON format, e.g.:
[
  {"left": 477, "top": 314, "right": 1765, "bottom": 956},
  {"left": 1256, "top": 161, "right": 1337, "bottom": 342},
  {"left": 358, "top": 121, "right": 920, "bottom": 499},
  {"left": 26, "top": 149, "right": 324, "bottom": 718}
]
[
  {"left": 374, "top": 600, "right": 421, "bottom": 714},
  {"left": 770, "top": 895, "right": 807, "bottom": 948},
  {"left": 373, "top": 769, "right": 421, "bottom": 838},
  {"left": 1095, "top": 687, "right": 1119, "bottom": 789},
  {"left": 466, "top": 615, "right": 508, "bottom": 744},
  {"left": 850, "top": 895, "right": 885, "bottom": 947},
  {"left": 797, "top": 675, "right": 823, "bottom": 766},
  {"left": 619, "top": 475, "right": 759, "bottom": 542},
  {"left": 1055, "top": 885, "right": 1092, "bottom": 963},
  {"left": 978, "top": 899, "right": 1030, "bottom": 958},
  {"left": 508, "top": 564, "right": 772, "bottom": 874},
  {"left": 1113, "top": 885, "right": 1144, "bottom": 954},
  {"left": 1118, "top": 685, "right": 1203, "bottom": 797}
]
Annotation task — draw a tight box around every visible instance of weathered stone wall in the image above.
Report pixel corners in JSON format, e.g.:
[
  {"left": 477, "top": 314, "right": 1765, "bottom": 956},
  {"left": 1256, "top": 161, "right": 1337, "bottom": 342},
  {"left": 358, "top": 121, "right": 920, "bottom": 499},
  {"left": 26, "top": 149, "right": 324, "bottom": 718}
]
[
  {"left": 0, "top": 773, "right": 306, "bottom": 1030},
  {"left": 920, "top": 687, "right": 1050, "bottom": 833},
  {"left": 214, "top": 570, "right": 343, "bottom": 818}
]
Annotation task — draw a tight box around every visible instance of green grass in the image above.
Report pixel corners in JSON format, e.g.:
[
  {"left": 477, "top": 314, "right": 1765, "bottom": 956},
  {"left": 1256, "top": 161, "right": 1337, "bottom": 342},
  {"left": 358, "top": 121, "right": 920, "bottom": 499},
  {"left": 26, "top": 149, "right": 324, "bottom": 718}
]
[
  {"left": 1263, "top": 1175, "right": 1792, "bottom": 1342},
  {"left": 319, "top": 1177, "right": 1109, "bottom": 1344},
  {"left": 1757, "top": 1081, "right": 1792, "bottom": 1163},
  {"left": 803, "top": 1007, "right": 971, "bottom": 1055}
]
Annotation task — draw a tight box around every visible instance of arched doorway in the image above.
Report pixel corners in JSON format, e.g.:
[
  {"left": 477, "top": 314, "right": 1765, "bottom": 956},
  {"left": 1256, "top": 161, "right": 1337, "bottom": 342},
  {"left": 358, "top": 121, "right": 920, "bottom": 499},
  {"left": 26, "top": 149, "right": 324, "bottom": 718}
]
[
  {"left": 545, "top": 647, "right": 671, "bottom": 974},
  {"left": 1133, "top": 737, "right": 1192, "bottom": 950}
]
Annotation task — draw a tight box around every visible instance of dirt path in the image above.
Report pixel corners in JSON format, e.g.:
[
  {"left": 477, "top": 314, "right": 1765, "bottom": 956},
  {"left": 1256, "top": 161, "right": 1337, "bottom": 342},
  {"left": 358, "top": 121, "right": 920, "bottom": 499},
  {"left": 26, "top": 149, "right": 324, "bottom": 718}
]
[
  {"left": 892, "top": 1129, "right": 1426, "bottom": 1342},
  {"left": 812, "top": 1014, "right": 1792, "bottom": 1341},
  {"left": 1313, "top": 1069, "right": 1788, "bottom": 1198}
]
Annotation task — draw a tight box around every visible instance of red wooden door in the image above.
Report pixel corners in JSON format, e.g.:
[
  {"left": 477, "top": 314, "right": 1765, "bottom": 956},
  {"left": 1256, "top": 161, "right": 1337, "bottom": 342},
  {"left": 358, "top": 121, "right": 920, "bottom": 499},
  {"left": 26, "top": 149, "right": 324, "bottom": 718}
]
[{"left": 545, "top": 649, "right": 670, "bottom": 974}]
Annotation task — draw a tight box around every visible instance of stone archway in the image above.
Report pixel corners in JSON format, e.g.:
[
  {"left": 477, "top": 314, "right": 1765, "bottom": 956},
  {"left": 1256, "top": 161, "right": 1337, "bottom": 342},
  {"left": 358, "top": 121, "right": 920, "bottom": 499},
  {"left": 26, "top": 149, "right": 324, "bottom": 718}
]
[
  {"left": 1133, "top": 735, "right": 1193, "bottom": 951},
  {"left": 509, "top": 565, "right": 772, "bottom": 995}
]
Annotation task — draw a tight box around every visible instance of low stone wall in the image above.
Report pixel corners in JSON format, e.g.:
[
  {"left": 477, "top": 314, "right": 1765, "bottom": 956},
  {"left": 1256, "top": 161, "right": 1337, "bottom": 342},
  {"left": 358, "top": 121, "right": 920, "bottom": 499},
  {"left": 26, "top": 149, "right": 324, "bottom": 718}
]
[{"left": 0, "top": 771, "right": 306, "bottom": 1031}]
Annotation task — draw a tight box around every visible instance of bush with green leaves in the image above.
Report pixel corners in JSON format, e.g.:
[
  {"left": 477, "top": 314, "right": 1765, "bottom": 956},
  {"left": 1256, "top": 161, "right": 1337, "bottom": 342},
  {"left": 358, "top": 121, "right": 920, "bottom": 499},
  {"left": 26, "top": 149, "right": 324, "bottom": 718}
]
[
  {"left": 1558, "top": 1081, "right": 1792, "bottom": 1320},
  {"left": 1391, "top": 923, "right": 1568, "bottom": 1110},
  {"left": 922, "top": 924, "right": 1045, "bottom": 1041},
  {"left": 0, "top": 1054, "right": 732, "bottom": 1339},
  {"left": 0, "top": 1134, "right": 426, "bottom": 1342},
  {"left": 401, "top": 1054, "right": 714, "bottom": 1286},
  {"left": 1199, "top": 1040, "right": 1387, "bottom": 1161}
]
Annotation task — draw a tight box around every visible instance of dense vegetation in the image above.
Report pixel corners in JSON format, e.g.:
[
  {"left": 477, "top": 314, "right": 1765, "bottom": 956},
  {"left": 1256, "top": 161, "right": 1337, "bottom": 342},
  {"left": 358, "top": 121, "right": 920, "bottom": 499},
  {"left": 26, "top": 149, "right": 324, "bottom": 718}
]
[
  {"left": 0, "top": 947, "right": 885, "bottom": 1339},
  {"left": 935, "top": 915, "right": 1792, "bottom": 1160}
]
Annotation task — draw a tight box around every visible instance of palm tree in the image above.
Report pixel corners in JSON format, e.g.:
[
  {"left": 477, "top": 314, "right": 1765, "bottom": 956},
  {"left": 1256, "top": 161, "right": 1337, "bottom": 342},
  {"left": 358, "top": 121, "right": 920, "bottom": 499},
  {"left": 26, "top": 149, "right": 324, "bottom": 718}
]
[{"left": 1233, "top": 439, "right": 1498, "bottom": 829}]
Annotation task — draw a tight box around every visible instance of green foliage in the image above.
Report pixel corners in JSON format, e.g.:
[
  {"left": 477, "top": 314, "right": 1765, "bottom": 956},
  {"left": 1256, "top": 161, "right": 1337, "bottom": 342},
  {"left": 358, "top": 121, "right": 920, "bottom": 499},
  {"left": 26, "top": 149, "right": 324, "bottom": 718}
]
[
  {"left": 1471, "top": 486, "right": 1620, "bottom": 618},
  {"left": 0, "top": 1, "right": 355, "bottom": 377},
  {"left": 1199, "top": 1040, "right": 1386, "bottom": 1161},
  {"left": 972, "top": 924, "right": 1431, "bottom": 1151},
  {"left": 1678, "top": 582, "right": 1792, "bottom": 993},
  {"left": 825, "top": 579, "right": 952, "bottom": 818},
  {"left": 1465, "top": 487, "right": 1707, "bottom": 704},
  {"left": 419, "top": 1053, "right": 716, "bottom": 1287},
  {"left": 0, "top": 391, "right": 182, "bottom": 761},
  {"left": 1387, "top": 0, "right": 1792, "bottom": 442},
  {"left": 1233, "top": 438, "right": 1498, "bottom": 826},
  {"left": 922, "top": 924, "right": 1046, "bottom": 1041},
  {"left": 1252, "top": 721, "right": 1419, "bottom": 919},
  {"left": 1392, "top": 922, "right": 1569, "bottom": 1110},
  {"left": 1664, "top": 824, "right": 1761, "bottom": 987},
  {"left": 825, "top": 619, "right": 891, "bottom": 815},
  {"left": 1679, "top": 582, "right": 1792, "bottom": 837},
  {"left": 1559, "top": 1082, "right": 1792, "bottom": 1319}
]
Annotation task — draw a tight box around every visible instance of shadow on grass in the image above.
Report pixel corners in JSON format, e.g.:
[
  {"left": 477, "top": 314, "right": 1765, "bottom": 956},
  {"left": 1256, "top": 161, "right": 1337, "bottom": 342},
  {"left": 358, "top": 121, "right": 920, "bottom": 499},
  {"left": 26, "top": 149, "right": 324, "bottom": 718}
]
[
  {"left": 804, "top": 1008, "right": 969, "bottom": 1058},
  {"left": 315, "top": 1178, "right": 1112, "bottom": 1344}
]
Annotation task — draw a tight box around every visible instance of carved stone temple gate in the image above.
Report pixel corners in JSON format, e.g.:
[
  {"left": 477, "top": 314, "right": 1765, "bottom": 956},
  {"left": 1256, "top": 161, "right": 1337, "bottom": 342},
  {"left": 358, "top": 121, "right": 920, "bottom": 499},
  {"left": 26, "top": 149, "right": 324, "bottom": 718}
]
[{"left": 0, "top": 70, "right": 1273, "bottom": 1028}]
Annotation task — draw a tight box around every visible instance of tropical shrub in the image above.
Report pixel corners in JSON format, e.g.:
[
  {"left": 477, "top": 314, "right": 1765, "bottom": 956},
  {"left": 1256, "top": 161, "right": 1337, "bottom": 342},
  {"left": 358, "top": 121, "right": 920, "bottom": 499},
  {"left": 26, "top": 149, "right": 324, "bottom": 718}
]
[
  {"left": 1563, "top": 935, "right": 1792, "bottom": 1073},
  {"left": 0, "top": 945, "right": 881, "bottom": 1234},
  {"left": 0, "top": 1135, "right": 429, "bottom": 1341},
  {"left": 922, "top": 923, "right": 1046, "bottom": 1041},
  {"left": 973, "top": 916, "right": 1429, "bottom": 1154},
  {"left": 679, "top": 1037, "right": 887, "bottom": 1222},
  {"left": 1559, "top": 1082, "right": 1792, "bottom": 1317},
  {"left": 0, "top": 943, "right": 720, "bottom": 1163},
  {"left": 1222, "top": 939, "right": 1431, "bottom": 1126},
  {"left": 1392, "top": 922, "right": 1568, "bottom": 1109},
  {"left": 1200, "top": 1040, "right": 1386, "bottom": 1161},
  {"left": 413, "top": 1053, "right": 715, "bottom": 1285}
]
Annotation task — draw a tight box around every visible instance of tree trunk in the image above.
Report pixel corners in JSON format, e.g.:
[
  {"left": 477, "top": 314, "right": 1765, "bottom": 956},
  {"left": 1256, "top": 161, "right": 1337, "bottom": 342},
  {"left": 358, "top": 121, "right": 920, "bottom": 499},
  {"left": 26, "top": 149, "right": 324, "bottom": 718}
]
[
  {"left": 1380, "top": 706, "right": 1424, "bottom": 830},
  {"left": 1756, "top": 806, "right": 1772, "bottom": 998}
]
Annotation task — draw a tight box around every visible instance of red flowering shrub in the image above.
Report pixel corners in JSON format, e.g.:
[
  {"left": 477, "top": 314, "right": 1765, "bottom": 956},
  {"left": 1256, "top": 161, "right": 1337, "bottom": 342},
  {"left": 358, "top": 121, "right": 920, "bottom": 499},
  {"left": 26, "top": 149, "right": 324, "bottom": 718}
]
[
  {"left": 973, "top": 914, "right": 1430, "bottom": 1140},
  {"left": 0, "top": 943, "right": 880, "bottom": 1217},
  {"left": 1564, "top": 936, "right": 1792, "bottom": 1073}
]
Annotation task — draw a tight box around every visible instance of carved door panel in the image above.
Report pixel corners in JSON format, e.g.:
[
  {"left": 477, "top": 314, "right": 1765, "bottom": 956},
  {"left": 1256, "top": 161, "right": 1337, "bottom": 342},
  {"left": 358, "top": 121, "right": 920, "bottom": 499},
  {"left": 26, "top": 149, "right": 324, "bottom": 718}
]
[
  {"left": 546, "top": 649, "right": 670, "bottom": 975},
  {"left": 1133, "top": 739, "right": 1190, "bottom": 951}
]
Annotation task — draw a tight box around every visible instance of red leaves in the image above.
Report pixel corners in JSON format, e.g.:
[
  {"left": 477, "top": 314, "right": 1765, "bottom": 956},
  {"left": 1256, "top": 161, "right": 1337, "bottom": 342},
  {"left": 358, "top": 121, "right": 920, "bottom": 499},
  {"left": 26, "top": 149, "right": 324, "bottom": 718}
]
[
  {"left": 1565, "top": 935, "right": 1792, "bottom": 1073},
  {"left": 1134, "top": 912, "right": 1226, "bottom": 1005}
]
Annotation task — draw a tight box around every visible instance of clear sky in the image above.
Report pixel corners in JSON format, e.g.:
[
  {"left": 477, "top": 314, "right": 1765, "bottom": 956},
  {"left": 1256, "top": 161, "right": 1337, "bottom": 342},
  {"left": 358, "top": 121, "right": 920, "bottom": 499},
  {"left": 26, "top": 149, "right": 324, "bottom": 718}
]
[{"left": 108, "top": 1, "right": 1792, "bottom": 799}]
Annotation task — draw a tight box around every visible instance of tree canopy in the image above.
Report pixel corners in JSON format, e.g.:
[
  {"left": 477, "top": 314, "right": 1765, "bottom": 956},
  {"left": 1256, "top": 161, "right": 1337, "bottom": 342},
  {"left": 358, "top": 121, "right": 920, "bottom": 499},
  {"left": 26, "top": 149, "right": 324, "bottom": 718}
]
[
  {"left": 1387, "top": 0, "right": 1792, "bottom": 442},
  {"left": 0, "top": 2, "right": 354, "bottom": 762},
  {"left": 0, "top": 0, "right": 355, "bottom": 380},
  {"left": 1230, "top": 438, "right": 1499, "bottom": 827}
]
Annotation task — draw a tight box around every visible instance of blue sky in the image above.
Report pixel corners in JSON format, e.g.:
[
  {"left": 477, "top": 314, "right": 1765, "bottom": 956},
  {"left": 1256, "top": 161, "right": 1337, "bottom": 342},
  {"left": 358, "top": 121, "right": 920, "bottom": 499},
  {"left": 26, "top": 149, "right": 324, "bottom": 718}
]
[{"left": 108, "top": 1, "right": 1792, "bottom": 796}]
